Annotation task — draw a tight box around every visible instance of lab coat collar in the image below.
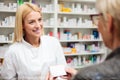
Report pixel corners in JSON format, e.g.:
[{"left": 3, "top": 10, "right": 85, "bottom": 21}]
[{"left": 22, "top": 37, "right": 41, "bottom": 48}]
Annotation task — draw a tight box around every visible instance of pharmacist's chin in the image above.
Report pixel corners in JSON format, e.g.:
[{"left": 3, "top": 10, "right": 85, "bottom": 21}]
[{"left": 32, "top": 31, "right": 41, "bottom": 38}]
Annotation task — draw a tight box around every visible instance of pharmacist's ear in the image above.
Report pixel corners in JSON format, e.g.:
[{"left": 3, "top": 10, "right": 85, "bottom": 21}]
[{"left": 106, "top": 14, "right": 113, "bottom": 33}]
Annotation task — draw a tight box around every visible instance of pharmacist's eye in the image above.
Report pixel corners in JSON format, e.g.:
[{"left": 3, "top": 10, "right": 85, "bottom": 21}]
[
  {"left": 29, "top": 21, "right": 34, "bottom": 24},
  {"left": 38, "top": 18, "right": 42, "bottom": 22}
]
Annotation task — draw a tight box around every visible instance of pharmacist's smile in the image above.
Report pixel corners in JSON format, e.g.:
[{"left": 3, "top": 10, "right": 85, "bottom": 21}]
[{"left": 33, "top": 29, "right": 40, "bottom": 34}]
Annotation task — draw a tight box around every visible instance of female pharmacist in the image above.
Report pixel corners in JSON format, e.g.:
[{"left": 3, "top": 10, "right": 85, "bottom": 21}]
[
  {"left": 47, "top": 0, "right": 120, "bottom": 80},
  {"left": 1, "top": 2, "right": 66, "bottom": 80}
]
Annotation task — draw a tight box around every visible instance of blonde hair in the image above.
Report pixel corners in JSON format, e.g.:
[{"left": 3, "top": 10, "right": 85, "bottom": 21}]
[
  {"left": 96, "top": 0, "right": 120, "bottom": 36},
  {"left": 14, "top": 2, "right": 44, "bottom": 42}
]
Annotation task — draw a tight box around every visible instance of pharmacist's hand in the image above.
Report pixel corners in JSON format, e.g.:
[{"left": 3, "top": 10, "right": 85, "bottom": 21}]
[
  {"left": 60, "top": 75, "right": 72, "bottom": 80},
  {"left": 45, "top": 72, "right": 71, "bottom": 80},
  {"left": 65, "top": 67, "right": 77, "bottom": 76},
  {"left": 46, "top": 72, "right": 56, "bottom": 80}
]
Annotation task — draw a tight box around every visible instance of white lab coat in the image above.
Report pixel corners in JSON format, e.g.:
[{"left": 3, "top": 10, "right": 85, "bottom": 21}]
[{"left": 1, "top": 35, "right": 66, "bottom": 80}]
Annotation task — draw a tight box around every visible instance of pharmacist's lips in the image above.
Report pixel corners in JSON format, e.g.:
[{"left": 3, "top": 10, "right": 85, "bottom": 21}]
[{"left": 33, "top": 29, "right": 40, "bottom": 33}]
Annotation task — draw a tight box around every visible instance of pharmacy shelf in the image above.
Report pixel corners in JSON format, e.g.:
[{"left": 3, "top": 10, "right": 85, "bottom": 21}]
[
  {"left": 59, "top": 0, "right": 96, "bottom": 3},
  {"left": 57, "top": 26, "right": 97, "bottom": 29},
  {"left": 42, "top": 11, "right": 55, "bottom": 14},
  {"left": 58, "top": 12, "right": 98, "bottom": 15},
  {"left": 64, "top": 51, "right": 105, "bottom": 56},
  {"left": 0, "top": 26, "right": 14, "bottom": 28},
  {"left": 60, "top": 39, "right": 102, "bottom": 42},
  {"left": 74, "top": 62, "right": 104, "bottom": 69},
  {"left": 0, "top": 41, "right": 13, "bottom": 44},
  {"left": 0, "top": 10, "right": 56, "bottom": 14},
  {"left": 0, "top": 9, "right": 55, "bottom": 14},
  {"left": 44, "top": 26, "right": 55, "bottom": 28},
  {"left": 0, "top": 9, "right": 16, "bottom": 12},
  {"left": 73, "top": 63, "right": 95, "bottom": 69}
]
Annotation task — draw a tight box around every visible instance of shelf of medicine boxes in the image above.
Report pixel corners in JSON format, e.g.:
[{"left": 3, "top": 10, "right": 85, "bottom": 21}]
[
  {"left": 73, "top": 63, "right": 99, "bottom": 69},
  {"left": 0, "top": 4, "right": 55, "bottom": 13},
  {"left": 0, "top": 27, "right": 14, "bottom": 44},
  {"left": 58, "top": 0, "right": 97, "bottom": 13},
  {"left": 0, "top": 8, "right": 14, "bottom": 44},
  {"left": 59, "top": 39, "right": 102, "bottom": 42},
  {"left": 57, "top": 25, "right": 98, "bottom": 28},
  {"left": 66, "top": 58, "right": 104, "bottom": 69},
  {"left": 69, "top": 60, "right": 105, "bottom": 69},
  {"left": 39, "top": 0, "right": 56, "bottom": 29},
  {"left": 65, "top": 51, "right": 105, "bottom": 69},
  {"left": 57, "top": 0, "right": 104, "bottom": 68},
  {"left": 41, "top": 11, "right": 56, "bottom": 36},
  {"left": 58, "top": 27, "right": 102, "bottom": 42},
  {"left": 0, "top": 2, "right": 17, "bottom": 44},
  {"left": 58, "top": 12, "right": 98, "bottom": 16},
  {"left": 0, "top": 26, "right": 14, "bottom": 28},
  {"left": 42, "top": 12, "right": 55, "bottom": 28},
  {"left": 58, "top": 0, "right": 96, "bottom": 15},
  {"left": 42, "top": 11, "right": 55, "bottom": 14},
  {"left": 0, "top": 41, "right": 13, "bottom": 44},
  {"left": 0, "top": 9, "right": 16, "bottom": 13},
  {"left": 64, "top": 51, "right": 104, "bottom": 56},
  {"left": 58, "top": 0, "right": 96, "bottom": 3}
]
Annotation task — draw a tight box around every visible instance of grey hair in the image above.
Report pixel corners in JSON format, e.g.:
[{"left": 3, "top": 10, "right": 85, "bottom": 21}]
[{"left": 96, "top": 0, "right": 120, "bottom": 35}]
